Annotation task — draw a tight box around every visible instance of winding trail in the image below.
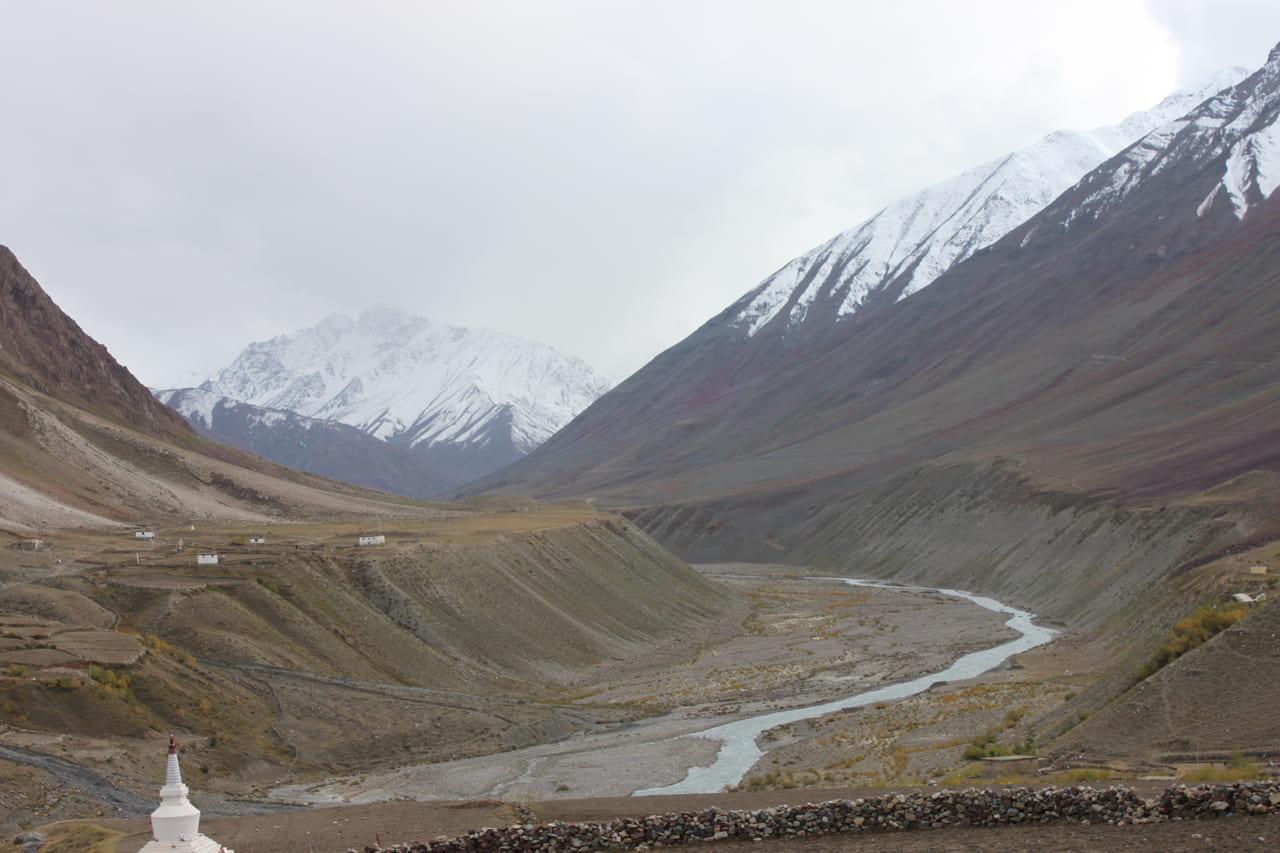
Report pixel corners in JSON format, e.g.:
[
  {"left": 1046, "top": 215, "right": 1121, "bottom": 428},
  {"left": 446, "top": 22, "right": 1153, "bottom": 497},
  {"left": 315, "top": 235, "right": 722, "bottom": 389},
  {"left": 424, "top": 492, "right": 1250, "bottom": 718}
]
[{"left": 0, "top": 743, "right": 155, "bottom": 817}]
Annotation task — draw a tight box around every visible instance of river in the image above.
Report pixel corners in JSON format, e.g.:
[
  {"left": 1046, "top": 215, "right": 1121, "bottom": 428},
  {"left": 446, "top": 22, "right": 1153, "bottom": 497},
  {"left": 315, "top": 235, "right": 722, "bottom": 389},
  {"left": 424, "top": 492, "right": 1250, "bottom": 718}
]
[
  {"left": 633, "top": 578, "right": 1056, "bottom": 795},
  {"left": 272, "top": 575, "right": 1056, "bottom": 804}
]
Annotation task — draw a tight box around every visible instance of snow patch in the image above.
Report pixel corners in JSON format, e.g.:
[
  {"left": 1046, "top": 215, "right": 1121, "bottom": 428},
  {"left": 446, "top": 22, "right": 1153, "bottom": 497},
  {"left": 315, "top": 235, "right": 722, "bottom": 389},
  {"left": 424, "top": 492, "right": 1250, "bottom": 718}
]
[{"left": 1222, "top": 122, "right": 1280, "bottom": 217}]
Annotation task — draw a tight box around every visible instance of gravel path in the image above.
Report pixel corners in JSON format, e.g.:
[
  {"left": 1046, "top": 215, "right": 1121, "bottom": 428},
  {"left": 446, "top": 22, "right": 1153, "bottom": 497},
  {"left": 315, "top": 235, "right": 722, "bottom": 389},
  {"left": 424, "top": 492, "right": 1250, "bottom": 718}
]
[{"left": 0, "top": 744, "right": 153, "bottom": 817}]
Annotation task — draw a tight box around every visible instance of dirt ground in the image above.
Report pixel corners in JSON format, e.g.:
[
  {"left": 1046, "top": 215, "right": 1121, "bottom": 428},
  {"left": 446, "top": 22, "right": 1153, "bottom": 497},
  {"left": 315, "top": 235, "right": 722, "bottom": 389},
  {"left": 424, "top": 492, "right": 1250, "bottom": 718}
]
[{"left": 53, "top": 787, "right": 1279, "bottom": 853}]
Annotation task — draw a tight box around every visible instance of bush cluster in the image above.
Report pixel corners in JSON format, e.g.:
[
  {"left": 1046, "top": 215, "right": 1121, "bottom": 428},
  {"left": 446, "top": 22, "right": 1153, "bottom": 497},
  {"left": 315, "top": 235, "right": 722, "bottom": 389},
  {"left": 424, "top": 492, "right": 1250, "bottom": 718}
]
[{"left": 1137, "top": 601, "right": 1248, "bottom": 679}]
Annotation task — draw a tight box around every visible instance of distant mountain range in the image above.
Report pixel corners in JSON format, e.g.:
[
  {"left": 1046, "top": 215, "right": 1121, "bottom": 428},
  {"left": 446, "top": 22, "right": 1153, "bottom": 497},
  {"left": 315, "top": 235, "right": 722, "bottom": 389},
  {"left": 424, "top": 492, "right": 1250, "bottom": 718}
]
[{"left": 156, "top": 307, "right": 612, "bottom": 496}]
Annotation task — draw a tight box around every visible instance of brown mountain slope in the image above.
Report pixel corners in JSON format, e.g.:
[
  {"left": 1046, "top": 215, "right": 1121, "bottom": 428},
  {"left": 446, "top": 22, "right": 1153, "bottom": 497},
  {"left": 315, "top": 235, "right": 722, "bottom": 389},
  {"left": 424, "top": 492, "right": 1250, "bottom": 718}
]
[
  {"left": 473, "top": 189, "right": 1279, "bottom": 510},
  {"left": 470, "top": 50, "right": 1280, "bottom": 520},
  {"left": 0, "top": 247, "right": 191, "bottom": 442},
  {"left": 464, "top": 187, "right": 1280, "bottom": 633},
  {"left": 0, "top": 373, "right": 453, "bottom": 530}
]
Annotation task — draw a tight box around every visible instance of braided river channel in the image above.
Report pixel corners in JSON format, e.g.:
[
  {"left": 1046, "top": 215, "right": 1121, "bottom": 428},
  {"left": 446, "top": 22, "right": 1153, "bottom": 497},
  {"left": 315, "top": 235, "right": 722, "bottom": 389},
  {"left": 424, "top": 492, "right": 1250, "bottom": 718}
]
[
  {"left": 634, "top": 578, "right": 1057, "bottom": 795},
  {"left": 273, "top": 575, "right": 1056, "bottom": 804}
]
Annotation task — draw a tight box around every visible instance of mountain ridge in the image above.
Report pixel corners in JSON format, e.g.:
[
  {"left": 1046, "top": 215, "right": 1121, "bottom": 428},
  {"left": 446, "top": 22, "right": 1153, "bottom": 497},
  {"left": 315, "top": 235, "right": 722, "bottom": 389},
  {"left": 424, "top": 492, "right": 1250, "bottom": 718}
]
[
  {"left": 156, "top": 387, "right": 461, "bottom": 498},
  {"left": 469, "top": 56, "right": 1279, "bottom": 508},
  {"left": 161, "top": 306, "right": 612, "bottom": 487},
  {"left": 725, "top": 67, "right": 1247, "bottom": 339}
]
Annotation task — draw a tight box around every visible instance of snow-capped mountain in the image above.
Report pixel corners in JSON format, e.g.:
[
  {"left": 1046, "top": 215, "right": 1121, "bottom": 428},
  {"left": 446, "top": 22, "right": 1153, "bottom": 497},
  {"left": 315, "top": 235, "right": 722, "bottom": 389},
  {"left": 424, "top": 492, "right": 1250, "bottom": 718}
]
[
  {"left": 471, "top": 51, "right": 1280, "bottom": 510},
  {"left": 729, "top": 68, "right": 1247, "bottom": 336},
  {"left": 156, "top": 386, "right": 461, "bottom": 498},
  {"left": 1056, "top": 45, "right": 1280, "bottom": 228},
  {"left": 161, "top": 307, "right": 612, "bottom": 485}
]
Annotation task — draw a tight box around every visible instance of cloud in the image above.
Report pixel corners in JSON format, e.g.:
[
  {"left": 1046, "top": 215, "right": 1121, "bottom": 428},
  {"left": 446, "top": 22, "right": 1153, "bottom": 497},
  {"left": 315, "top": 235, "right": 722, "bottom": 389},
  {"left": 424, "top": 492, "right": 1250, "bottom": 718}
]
[
  {"left": 1147, "top": 0, "right": 1280, "bottom": 85},
  {"left": 0, "top": 2, "right": 1265, "bottom": 387}
]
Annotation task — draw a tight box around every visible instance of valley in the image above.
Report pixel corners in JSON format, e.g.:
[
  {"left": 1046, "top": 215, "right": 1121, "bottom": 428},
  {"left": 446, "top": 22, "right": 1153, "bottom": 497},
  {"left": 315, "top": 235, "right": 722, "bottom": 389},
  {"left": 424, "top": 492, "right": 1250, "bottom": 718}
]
[
  {"left": 0, "top": 526, "right": 1027, "bottom": 807},
  {"left": 16, "top": 540, "right": 1273, "bottom": 853},
  {"left": 4, "top": 33, "right": 1280, "bottom": 853},
  {"left": 2, "top": 539, "right": 1092, "bottom": 849}
]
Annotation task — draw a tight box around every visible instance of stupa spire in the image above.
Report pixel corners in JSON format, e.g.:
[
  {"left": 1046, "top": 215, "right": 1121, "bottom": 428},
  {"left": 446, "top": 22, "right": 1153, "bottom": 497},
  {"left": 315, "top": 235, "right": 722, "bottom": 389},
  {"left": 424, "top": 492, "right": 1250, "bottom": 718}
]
[{"left": 162, "top": 735, "right": 187, "bottom": 794}]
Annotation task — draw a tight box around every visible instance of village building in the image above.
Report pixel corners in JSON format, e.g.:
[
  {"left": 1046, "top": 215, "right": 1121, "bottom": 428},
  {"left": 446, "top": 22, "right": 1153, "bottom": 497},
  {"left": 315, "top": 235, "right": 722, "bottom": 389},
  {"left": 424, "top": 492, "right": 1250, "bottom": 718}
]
[
  {"left": 10, "top": 538, "right": 45, "bottom": 551},
  {"left": 357, "top": 533, "right": 385, "bottom": 546},
  {"left": 196, "top": 552, "right": 219, "bottom": 566},
  {"left": 137, "top": 736, "right": 232, "bottom": 853},
  {"left": 247, "top": 534, "right": 267, "bottom": 545},
  {"left": 134, "top": 530, "right": 156, "bottom": 540},
  {"left": 979, "top": 754, "right": 1042, "bottom": 778}
]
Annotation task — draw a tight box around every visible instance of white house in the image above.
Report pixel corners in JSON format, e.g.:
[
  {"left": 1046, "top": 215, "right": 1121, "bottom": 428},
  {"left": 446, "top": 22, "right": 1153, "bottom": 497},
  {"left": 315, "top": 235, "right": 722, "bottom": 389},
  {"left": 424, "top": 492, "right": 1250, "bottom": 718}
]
[
  {"left": 248, "top": 535, "right": 267, "bottom": 545},
  {"left": 134, "top": 530, "right": 156, "bottom": 540},
  {"left": 357, "top": 533, "right": 385, "bottom": 547},
  {"left": 196, "top": 552, "right": 219, "bottom": 566}
]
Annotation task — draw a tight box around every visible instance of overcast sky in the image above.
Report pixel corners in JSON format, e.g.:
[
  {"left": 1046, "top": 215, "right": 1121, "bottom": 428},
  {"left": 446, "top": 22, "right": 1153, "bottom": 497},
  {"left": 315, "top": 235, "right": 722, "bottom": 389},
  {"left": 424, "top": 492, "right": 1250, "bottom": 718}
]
[{"left": 2, "top": 1, "right": 1278, "bottom": 388}]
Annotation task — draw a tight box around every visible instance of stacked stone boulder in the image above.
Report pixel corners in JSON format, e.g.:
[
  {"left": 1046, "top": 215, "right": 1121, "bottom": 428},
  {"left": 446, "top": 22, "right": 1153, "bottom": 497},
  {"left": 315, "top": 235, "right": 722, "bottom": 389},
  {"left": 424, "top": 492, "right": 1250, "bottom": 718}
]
[{"left": 350, "top": 782, "right": 1280, "bottom": 853}]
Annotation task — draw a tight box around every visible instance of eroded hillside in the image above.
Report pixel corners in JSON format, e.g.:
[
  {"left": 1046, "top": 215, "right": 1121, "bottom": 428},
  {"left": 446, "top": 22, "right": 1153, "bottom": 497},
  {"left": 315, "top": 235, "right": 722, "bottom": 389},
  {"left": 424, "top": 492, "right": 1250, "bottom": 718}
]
[{"left": 0, "top": 505, "right": 734, "bottom": 820}]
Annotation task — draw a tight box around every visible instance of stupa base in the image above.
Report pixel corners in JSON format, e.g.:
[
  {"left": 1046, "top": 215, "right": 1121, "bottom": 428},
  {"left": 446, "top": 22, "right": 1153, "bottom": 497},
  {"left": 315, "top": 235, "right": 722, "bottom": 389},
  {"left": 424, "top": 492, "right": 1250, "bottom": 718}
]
[{"left": 137, "top": 833, "right": 231, "bottom": 852}]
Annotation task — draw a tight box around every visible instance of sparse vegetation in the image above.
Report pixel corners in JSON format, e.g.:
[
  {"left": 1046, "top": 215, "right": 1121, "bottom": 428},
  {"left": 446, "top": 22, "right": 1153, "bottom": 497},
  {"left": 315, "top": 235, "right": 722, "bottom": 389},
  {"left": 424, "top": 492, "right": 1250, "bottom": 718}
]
[
  {"left": 142, "top": 633, "right": 196, "bottom": 666},
  {"left": 1057, "top": 767, "right": 1113, "bottom": 783},
  {"left": 37, "top": 822, "right": 127, "bottom": 853},
  {"left": 960, "top": 706, "right": 1036, "bottom": 760},
  {"left": 1182, "top": 750, "right": 1262, "bottom": 782},
  {"left": 1137, "top": 600, "right": 1249, "bottom": 680},
  {"left": 88, "top": 664, "right": 135, "bottom": 702}
]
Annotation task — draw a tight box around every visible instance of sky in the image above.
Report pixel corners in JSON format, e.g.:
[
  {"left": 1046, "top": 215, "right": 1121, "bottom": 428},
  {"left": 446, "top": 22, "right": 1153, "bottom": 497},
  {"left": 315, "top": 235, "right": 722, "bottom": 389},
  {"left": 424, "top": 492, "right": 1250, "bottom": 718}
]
[{"left": 1, "top": 1, "right": 1278, "bottom": 388}]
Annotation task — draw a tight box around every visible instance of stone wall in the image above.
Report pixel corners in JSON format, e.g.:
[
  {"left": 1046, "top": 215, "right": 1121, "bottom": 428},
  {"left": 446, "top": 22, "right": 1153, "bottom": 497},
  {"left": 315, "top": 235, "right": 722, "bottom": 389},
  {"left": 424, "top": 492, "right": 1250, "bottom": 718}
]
[{"left": 350, "top": 782, "right": 1280, "bottom": 853}]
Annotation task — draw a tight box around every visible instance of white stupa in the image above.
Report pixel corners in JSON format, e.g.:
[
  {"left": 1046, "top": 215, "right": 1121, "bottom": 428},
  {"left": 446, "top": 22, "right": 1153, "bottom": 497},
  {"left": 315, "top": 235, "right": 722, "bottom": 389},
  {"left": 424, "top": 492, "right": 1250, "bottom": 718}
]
[{"left": 137, "top": 735, "right": 232, "bottom": 853}]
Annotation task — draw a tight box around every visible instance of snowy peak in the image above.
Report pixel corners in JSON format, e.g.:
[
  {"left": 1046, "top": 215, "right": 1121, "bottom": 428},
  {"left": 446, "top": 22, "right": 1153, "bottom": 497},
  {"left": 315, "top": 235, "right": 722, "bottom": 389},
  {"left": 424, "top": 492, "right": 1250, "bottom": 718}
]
[
  {"left": 180, "top": 306, "right": 611, "bottom": 484},
  {"left": 728, "top": 67, "right": 1250, "bottom": 337},
  {"left": 1057, "top": 49, "right": 1279, "bottom": 227}
]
